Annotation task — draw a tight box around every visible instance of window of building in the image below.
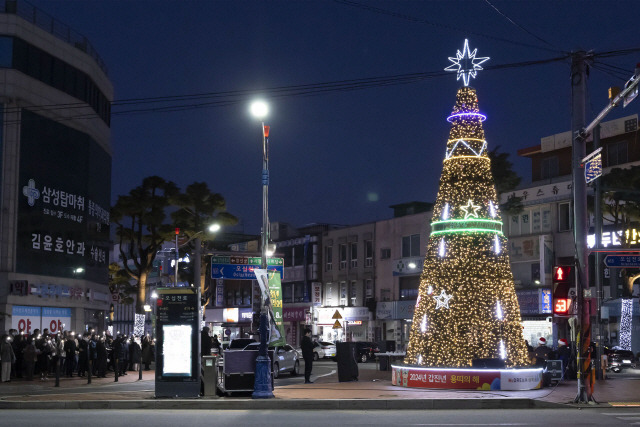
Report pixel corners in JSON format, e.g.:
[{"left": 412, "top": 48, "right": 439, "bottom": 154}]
[
  {"left": 380, "top": 248, "right": 391, "bottom": 259},
  {"left": 365, "top": 279, "right": 373, "bottom": 299},
  {"left": 402, "top": 234, "right": 420, "bottom": 258},
  {"left": 339, "top": 244, "right": 347, "bottom": 270},
  {"left": 325, "top": 283, "right": 334, "bottom": 306},
  {"left": 350, "top": 242, "right": 358, "bottom": 268},
  {"left": 325, "top": 246, "right": 333, "bottom": 271},
  {"left": 339, "top": 282, "right": 347, "bottom": 306},
  {"left": 540, "top": 156, "right": 559, "bottom": 179},
  {"left": 350, "top": 281, "right": 357, "bottom": 306},
  {"left": 364, "top": 240, "right": 373, "bottom": 267},
  {"left": 558, "top": 202, "right": 572, "bottom": 232},
  {"left": 607, "top": 140, "right": 628, "bottom": 167}
]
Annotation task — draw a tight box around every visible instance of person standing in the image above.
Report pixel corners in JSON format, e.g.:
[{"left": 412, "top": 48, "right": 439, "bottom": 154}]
[
  {"left": 301, "top": 328, "right": 314, "bottom": 384},
  {"left": 64, "top": 335, "right": 77, "bottom": 377},
  {"left": 201, "top": 327, "right": 212, "bottom": 356},
  {"left": 77, "top": 333, "right": 88, "bottom": 377},
  {"left": 534, "top": 337, "right": 551, "bottom": 366},
  {"left": 1, "top": 335, "right": 16, "bottom": 382},
  {"left": 141, "top": 336, "right": 153, "bottom": 370},
  {"left": 22, "top": 337, "right": 37, "bottom": 381}
]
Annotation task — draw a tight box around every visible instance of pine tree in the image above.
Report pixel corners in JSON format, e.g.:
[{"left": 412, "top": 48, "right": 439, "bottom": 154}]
[{"left": 405, "top": 86, "right": 529, "bottom": 367}]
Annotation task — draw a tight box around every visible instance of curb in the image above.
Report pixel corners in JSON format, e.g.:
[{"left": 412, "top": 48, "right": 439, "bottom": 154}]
[{"left": 0, "top": 398, "right": 568, "bottom": 410}]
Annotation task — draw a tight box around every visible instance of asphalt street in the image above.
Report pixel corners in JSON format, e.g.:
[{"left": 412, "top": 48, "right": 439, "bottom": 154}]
[{"left": 2, "top": 408, "right": 640, "bottom": 426}]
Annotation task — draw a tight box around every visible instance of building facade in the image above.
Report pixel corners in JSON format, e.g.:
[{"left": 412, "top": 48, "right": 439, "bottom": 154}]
[
  {"left": 0, "top": 3, "right": 113, "bottom": 334},
  {"left": 503, "top": 114, "right": 640, "bottom": 351}
]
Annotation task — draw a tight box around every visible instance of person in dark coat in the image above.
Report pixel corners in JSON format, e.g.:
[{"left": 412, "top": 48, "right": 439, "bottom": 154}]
[
  {"left": 77, "top": 333, "right": 89, "bottom": 377},
  {"left": 121, "top": 336, "right": 130, "bottom": 374},
  {"left": 95, "top": 337, "right": 108, "bottom": 377},
  {"left": 142, "top": 336, "right": 153, "bottom": 370},
  {"left": 301, "top": 328, "right": 314, "bottom": 384},
  {"left": 212, "top": 334, "right": 221, "bottom": 355},
  {"left": 22, "top": 337, "right": 37, "bottom": 381},
  {"left": 201, "top": 327, "right": 212, "bottom": 356},
  {"left": 64, "top": 335, "right": 77, "bottom": 377},
  {"left": 130, "top": 337, "right": 141, "bottom": 371}
]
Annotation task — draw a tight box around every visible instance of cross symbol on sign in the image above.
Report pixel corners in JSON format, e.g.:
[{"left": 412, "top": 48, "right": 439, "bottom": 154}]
[{"left": 22, "top": 179, "right": 40, "bottom": 206}]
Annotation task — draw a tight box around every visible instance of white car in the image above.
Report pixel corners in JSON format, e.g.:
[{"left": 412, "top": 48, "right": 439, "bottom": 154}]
[
  {"left": 244, "top": 342, "right": 300, "bottom": 378},
  {"left": 313, "top": 341, "right": 337, "bottom": 359}
]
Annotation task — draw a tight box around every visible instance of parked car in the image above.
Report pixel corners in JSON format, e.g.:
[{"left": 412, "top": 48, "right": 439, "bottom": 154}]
[
  {"left": 312, "top": 342, "right": 324, "bottom": 361},
  {"left": 606, "top": 347, "right": 636, "bottom": 373},
  {"left": 227, "top": 338, "right": 256, "bottom": 350},
  {"left": 314, "top": 341, "right": 337, "bottom": 359},
  {"left": 355, "top": 341, "right": 380, "bottom": 363},
  {"left": 243, "top": 342, "right": 300, "bottom": 378}
]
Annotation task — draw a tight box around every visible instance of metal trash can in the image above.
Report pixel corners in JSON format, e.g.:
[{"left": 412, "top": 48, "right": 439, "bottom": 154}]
[{"left": 202, "top": 356, "right": 219, "bottom": 397}]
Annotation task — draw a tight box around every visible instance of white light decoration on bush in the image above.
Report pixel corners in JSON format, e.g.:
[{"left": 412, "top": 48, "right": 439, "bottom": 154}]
[
  {"left": 134, "top": 313, "right": 145, "bottom": 336},
  {"left": 499, "top": 340, "right": 507, "bottom": 359},
  {"left": 427, "top": 285, "right": 434, "bottom": 295},
  {"left": 439, "top": 239, "right": 446, "bottom": 257},
  {"left": 493, "top": 234, "right": 501, "bottom": 254},
  {"left": 417, "top": 354, "right": 423, "bottom": 365},
  {"left": 421, "top": 314, "right": 428, "bottom": 333},
  {"left": 620, "top": 299, "right": 633, "bottom": 350},
  {"left": 496, "top": 300, "right": 503, "bottom": 320},
  {"left": 442, "top": 203, "right": 450, "bottom": 220}
]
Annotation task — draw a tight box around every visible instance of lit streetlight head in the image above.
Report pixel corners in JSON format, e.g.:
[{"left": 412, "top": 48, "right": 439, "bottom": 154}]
[
  {"left": 250, "top": 100, "right": 269, "bottom": 119},
  {"left": 208, "top": 223, "right": 221, "bottom": 233}
]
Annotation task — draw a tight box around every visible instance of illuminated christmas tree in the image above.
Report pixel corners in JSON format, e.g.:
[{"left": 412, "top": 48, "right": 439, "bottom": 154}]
[{"left": 405, "top": 40, "right": 529, "bottom": 367}]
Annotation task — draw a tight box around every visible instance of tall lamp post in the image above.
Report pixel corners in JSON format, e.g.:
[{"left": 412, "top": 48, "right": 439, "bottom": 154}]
[{"left": 251, "top": 100, "right": 274, "bottom": 399}]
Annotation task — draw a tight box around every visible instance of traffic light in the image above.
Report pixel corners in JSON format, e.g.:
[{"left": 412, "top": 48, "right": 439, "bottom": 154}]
[{"left": 552, "top": 265, "right": 574, "bottom": 316}]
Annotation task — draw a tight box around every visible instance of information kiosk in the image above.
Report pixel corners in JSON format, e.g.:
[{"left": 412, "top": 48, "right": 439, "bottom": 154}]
[{"left": 155, "top": 287, "right": 201, "bottom": 398}]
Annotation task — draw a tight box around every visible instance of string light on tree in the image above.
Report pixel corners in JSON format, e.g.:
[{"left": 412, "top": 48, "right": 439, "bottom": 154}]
[
  {"left": 405, "top": 41, "right": 528, "bottom": 368},
  {"left": 421, "top": 314, "right": 429, "bottom": 333}
]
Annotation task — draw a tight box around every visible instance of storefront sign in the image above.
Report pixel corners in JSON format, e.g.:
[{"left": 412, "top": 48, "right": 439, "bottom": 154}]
[
  {"left": 375, "top": 301, "right": 416, "bottom": 320},
  {"left": 517, "top": 288, "right": 552, "bottom": 315},
  {"left": 11, "top": 306, "right": 42, "bottom": 334},
  {"left": 316, "top": 306, "right": 370, "bottom": 324},
  {"left": 41, "top": 307, "right": 72, "bottom": 334},
  {"left": 312, "top": 282, "right": 322, "bottom": 307},
  {"left": 283, "top": 307, "right": 307, "bottom": 322},
  {"left": 376, "top": 302, "right": 393, "bottom": 320},
  {"left": 215, "top": 279, "right": 224, "bottom": 307}
]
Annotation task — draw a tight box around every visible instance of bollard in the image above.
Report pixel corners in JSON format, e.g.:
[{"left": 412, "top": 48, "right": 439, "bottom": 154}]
[
  {"left": 54, "top": 356, "right": 60, "bottom": 387},
  {"left": 87, "top": 359, "right": 92, "bottom": 384},
  {"left": 139, "top": 359, "right": 143, "bottom": 380},
  {"left": 114, "top": 358, "right": 119, "bottom": 382}
]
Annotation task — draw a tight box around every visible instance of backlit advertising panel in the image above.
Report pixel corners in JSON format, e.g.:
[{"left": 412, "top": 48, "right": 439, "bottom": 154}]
[
  {"left": 16, "top": 109, "right": 110, "bottom": 283},
  {"left": 155, "top": 287, "right": 200, "bottom": 397}
]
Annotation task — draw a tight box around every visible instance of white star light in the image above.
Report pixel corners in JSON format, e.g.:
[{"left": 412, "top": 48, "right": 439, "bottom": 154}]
[
  {"left": 444, "top": 39, "right": 489, "bottom": 86},
  {"left": 433, "top": 289, "right": 453, "bottom": 310},
  {"left": 460, "top": 200, "right": 481, "bottom": 219}
]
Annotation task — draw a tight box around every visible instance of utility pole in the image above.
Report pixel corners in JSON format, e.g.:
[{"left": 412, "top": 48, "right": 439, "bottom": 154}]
[
  {"left": 571, "top": 50, "right": 593, "bottom": 404},
  {"left": 572, "top": 58, "right": 640, "bottom": 403}
]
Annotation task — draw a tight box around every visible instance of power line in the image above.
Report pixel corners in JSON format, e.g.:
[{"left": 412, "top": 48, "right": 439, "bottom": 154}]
[
  {"left": 333, "top": 0, "right": 566, "bottom": 54},
  {"left": 0, "top": 55, "right": 570, "bottom": 126},
  {"left": 482, "top": 0, "right": 564, "bottom": 52}
]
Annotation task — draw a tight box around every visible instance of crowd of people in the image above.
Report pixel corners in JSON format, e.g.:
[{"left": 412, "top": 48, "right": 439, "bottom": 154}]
[{"left": 0, "top": 329, "right": 156, "bottom": 382}]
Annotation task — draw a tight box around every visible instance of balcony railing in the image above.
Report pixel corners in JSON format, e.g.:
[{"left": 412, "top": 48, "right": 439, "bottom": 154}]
[{"left": 2, "top": 0, "right": 108, "bottom": 75}]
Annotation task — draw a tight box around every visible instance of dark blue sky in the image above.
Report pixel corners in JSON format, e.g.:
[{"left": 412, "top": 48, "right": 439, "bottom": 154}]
[{"left": 32, "top": 1, "right": 640, "bottom": 234}]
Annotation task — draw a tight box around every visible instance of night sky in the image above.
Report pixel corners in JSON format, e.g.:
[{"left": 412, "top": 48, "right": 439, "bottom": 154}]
[{"left": 30, "top": 1, "right": 640, "bottom": 234}]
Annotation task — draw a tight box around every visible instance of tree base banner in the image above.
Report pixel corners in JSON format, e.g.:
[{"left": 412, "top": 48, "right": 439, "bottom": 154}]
[{"left": 391, "top": 365, "right": 542, "bottom": 391}]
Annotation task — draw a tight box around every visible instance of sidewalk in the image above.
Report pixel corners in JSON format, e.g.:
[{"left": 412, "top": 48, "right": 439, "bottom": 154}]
[{"left": 1, "top": 366, "right": 639, "bottom": 410}]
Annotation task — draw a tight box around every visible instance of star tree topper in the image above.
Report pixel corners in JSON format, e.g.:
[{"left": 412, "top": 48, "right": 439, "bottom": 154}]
[
  {"left": 433, "top": 289, "right": 453, "bottom": 310},
  {"left": 444, "top": 39, "right": 489, "bottom": 86}
]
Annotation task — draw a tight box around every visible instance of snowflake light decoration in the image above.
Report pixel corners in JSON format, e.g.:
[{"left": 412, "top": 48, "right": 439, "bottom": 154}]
[{"left": 444, "top": 39, "right": 489, "bottom": 86}]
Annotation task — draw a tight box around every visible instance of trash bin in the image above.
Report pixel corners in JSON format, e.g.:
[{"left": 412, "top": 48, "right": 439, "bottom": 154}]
[
  {"left": 379, "top": 355, "right": 390, "bottom": 371},
  {"left": 202, "top": 355, "right": 219, "bottom": 397}
]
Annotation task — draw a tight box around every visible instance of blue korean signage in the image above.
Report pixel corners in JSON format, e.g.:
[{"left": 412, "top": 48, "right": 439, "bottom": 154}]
[
  {"left": 210, "top": 255, "right": 284, "bottom": 280},
  {"left": 604, "top": 255, "right": 640, "bottom": 268},
  {"left": 584, "top": 153, "right": 602, "bottom": 184},
  {"left": 540, "top": 289, "right": 552, "bottom": 314}
]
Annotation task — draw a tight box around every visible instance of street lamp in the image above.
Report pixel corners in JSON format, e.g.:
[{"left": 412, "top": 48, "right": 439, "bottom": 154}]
[{"left": 250, "top": 99, "right": 274, "bottom": 399}]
